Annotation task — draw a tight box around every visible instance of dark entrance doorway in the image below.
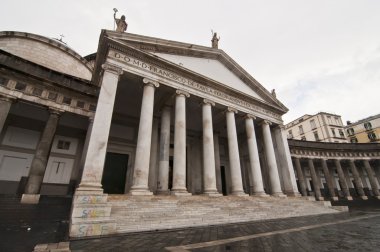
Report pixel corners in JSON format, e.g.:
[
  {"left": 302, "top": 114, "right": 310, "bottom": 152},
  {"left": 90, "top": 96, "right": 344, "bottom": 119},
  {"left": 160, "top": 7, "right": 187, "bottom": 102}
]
[
  {"left": 221, "top": 166, "right": 227, "bottom": 196},
  {"left": 101, "top": 152, "right": 129, "bottom": 194}
]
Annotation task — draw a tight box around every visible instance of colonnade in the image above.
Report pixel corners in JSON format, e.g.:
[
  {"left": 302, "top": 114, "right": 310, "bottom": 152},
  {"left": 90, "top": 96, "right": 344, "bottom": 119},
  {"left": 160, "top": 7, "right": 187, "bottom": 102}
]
[
  {"left": 293, "top": 157, "right": 380, "bottom": 200},
  {"left": 77, "top": 65, "right": 300, "bottom": 197}
]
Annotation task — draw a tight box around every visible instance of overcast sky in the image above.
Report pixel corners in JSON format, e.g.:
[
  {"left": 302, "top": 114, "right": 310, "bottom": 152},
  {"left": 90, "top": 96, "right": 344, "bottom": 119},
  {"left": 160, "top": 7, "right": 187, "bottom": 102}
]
[{"left": 1, "top": 0, "right": 379, "bottom": 124}]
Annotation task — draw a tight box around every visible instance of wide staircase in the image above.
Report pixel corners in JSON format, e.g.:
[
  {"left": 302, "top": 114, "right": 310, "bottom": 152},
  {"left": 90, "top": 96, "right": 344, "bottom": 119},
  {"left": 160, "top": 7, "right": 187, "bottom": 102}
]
[{"left": 108, "top": 195, "right": 341, "bottom": 234}]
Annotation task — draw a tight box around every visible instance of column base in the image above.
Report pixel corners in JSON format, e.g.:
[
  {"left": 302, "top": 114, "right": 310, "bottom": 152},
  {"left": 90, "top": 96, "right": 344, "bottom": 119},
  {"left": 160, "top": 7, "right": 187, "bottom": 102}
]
[
  {"left": 345, "top": 196, "right": 353, "bottom": 201},
  {"left": 203, "top": 191, "right": 223, "bottom": 197},
  {"left": 171, "top": 190, "right": 192, "bottom": 196},
  {"left": 285, "top": 191, "right": 302, "bottom": 197},
  {"left": 303, "top": 196, "right": 316, "bottom": 201},
  {"left": 331, "top": 197, "right": 339, "bottom": 201},
  {"left": 373, "top": 196, "right": 380, "bottom": 200},
  {"left": 315, "top": 196, "right": 325, "bottom": 201},
  {"left": 21, "top": 194, "right": 40, "bottom": 204},
  {"left": 271, "top": 192, "right": 287, "bottom": 198},
  {"left": 360, "top": 196, "right": 368, "bottom": 200},
  {"left": 231, "top": 191, "right": 249, "bottom": 197},
  {"left": 129, "top": 189, "right": 153, "bottom": 196},
  {"left": 251, "top": 192, "right": 270, "bottom": 197}
]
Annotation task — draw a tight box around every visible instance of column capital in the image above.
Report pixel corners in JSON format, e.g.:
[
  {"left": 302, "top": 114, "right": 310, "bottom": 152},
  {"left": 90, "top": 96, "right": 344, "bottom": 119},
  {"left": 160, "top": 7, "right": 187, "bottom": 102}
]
[
  {"left": 226, "top": 107, "right": 238, "bottom": 114},
  {"left": 175, "top": 90, "right": 190, "bottom": 98},
  {"left": 259, "top": 120, "right": 272, "bottom": 126},
  {"left": 245, "top": 114, "right": 256, "bottom": 120},
  {"left": 142, "top": 78, "right": 160, "bottom": 88},
  {"left": 275, "top": 124, "right": 285, "bottom": 130},
  {"left": 202, "top": 99, "right": 215, "bottom": 106},
  {"left": 101, "top": 63, "right": 123, "bottom": 76},
  {"left": 48, "top": 107, "right": 64, "bottom": 116}
]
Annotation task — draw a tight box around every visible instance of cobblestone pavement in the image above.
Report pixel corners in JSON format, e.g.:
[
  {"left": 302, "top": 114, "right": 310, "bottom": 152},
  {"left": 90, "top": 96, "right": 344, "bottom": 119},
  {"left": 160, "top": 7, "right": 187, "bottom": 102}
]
[{"left": 71, "top": 207, "right": 380, "bottom": 252}]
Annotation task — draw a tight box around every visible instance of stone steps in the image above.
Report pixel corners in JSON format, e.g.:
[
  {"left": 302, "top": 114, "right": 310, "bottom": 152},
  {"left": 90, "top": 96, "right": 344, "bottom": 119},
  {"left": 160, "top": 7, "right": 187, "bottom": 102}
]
[{"left": 108, "top": 195, "right": 340, "bottom": 234}]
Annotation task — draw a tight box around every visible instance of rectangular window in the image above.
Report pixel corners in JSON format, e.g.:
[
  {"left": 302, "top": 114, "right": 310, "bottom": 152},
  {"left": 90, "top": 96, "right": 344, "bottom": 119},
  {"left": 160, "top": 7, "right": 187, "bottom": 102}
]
[
  {"left": 339, "top": 129, "right": 344, "bottom": 138},
  {"left": 327, "top": 116, "right": 332, "bottom": 124},
  {"left": 310, "top": 119, "right": 316, "bottom": 129},
  {"left": 14, "top": 82, "right": 27, "bottom": 91},
  {"left": 288, "top": 130, "right": 293, "bottom": 139},
  {"left": 335, "top": 117, "right": 340, "bottom": 125},
  {"left": 364, "top": 122, "right": 372, "bottom": 130},
  {"left": 76, "top": 100, "right": 85, "bottom": 108},
  {"left": 57, "top": 140, "right": 71, "bottom": 150},
  {"left": 0, "top": 76, "right": 8, "bottom": 86},
  {"left": 48, "top": 92, "right": 58, "bottom": 101},
  {"left": 89, "top": 104, "right": 96, "bottom": 111},
  {"left": 313, "top": 131, "right": 319, "bottom": 141},
  {"left": 350, "top": 137, "right": 358, "bottom": 143},
  {"left": 301, "top": 136, "right": 306, "bottom": 141},
  {"left": 368, "top": 132, "right": 377, "bottom": 141},
  {"left": 346, "top": 128, "right": 354, "bottom": 136},
  {"left": 298, "top": 125, "right": 304, "bottom": 134},
  {"left": 32, "top": 87, "right": 43, "bottom": 97},
  {"left": 331, "top": 128, "right": 336, "bottom": 137},
  {"left": 62, "top": 96, "right": 72, "bottom": 105}
]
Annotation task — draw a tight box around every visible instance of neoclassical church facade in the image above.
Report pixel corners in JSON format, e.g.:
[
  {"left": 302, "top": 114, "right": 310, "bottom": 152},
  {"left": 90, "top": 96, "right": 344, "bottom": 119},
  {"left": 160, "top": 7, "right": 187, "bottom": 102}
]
[{"left": 1, "top": 29, "right": 378, "bottom": 238}]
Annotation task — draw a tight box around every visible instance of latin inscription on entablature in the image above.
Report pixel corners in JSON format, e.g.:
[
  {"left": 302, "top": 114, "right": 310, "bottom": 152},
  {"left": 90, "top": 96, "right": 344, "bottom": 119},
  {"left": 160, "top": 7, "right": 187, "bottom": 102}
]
[{"left": 109, "top": 50, "right": 281, "bottom": 120}]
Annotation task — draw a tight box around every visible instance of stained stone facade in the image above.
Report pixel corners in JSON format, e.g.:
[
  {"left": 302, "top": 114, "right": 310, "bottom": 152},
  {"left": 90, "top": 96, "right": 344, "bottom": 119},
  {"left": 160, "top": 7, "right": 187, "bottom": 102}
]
[{"left": 3, "top": 29, "right": 372, "bottom": 239}]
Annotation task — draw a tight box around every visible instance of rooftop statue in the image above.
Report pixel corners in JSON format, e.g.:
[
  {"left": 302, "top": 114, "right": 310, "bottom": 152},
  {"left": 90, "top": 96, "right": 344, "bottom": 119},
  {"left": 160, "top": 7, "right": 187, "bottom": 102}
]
[
  {"left": 211, "top": 31, "right": 220, "bottom": 49},
  {"left": 113, "top": 8, "right": 128, "bottom": 32}
]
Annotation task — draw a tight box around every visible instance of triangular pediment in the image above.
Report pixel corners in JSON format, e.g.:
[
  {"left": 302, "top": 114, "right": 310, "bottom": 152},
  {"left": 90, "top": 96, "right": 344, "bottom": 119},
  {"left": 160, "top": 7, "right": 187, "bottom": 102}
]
[
  {"left": 98, "top": 30, "right": 288, "bottom": 114},
  {"left": 152, "top": 53, "right": 263, "bottom": 101}
]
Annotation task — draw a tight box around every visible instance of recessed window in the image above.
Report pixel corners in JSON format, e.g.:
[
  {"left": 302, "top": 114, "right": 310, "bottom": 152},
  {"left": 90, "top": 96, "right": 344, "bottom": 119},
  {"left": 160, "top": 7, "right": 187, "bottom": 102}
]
[
  {"left": 327, "top": 116, "right": 332, "bottom": 124},
  {"left": 335, "top": 117, "right": 340, "bottom": 125},
  {"left": 331, "top": 128, "right": 336, "bottom": 137},
  {"left": 346, "top": 128, "right": 354, "bottom": 136},
  {"left": 301, "top": 136, "right": 306, "bottom": 141},
  {"left": 62, "top": 96, "right": 72, "bottom": 105},
  {"left": 368, "top": 132, "right": 377, "bottom": 141},
  {"left": 298, "top": 125, "right": 304, "bottom": 134},
  {"left": 313, "top": 131, "right": 319, "bottom": 141},
  {"left": 288, "top": 130, "right": 293, "bottom": 139},
  {"left": 14, "top": 82, "right": 27, "bottom": 91},
  {"left": 0, "top": 76, "right": 8, "bottom": 86},
  {"left": 350, "top": 137, "right": 358, "bottom": 143},
  {"left": 89, "top": 104, "right": 96, "bottom": 111},
  {"left": 48, "top": 92, "right": 58, "bottom": 101},
  {"left": 76, "top": 100, "right": 85, "bottom": 108},
  {"left": 310, "top": 119, "right": 316, "bottom": 129},
  {"left": 339, "top": 129, "right": 344, "bottom": 138},
  {"left": 32, "top": 87, "right": 43, "bottom": 96},
  {"left": 57, "top": 140, "right": 71, "bottom": 150},
  {"left": 364, "top": 122, "right": 372, "bottom": 130}
]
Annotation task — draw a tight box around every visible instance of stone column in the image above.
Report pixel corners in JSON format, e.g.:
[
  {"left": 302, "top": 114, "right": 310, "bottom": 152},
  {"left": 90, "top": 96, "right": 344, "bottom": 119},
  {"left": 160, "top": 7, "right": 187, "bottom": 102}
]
[
  {"left": 261, "top": 120, "right": 285, "bottom": 197},
  {"left": 148, "top": 117, "right": 159, "bottom": 193},
  {"left": 21, "top": 108, "right": 62, "bottom": 204},
  {"left": 0, "top": 96, "right": 15, "bottom": 134},
  {"left": 77, "top": 116, "right": 94, "bottom": 185},
  {"left": 157, "top": 105, "right": 171, "bottom": 194},
  {"left": 77, "top": 64, "right": 122, "bottom": 192},
  {"left": 130, "top": 78, "right": 159, "bottom": 195},
  {"left": 245, "top": 114, "right": 267, "bottom": 196},
  {"left": 363, "top": 160, "right": 380, "bottom": 199},
  {"left": 293, "top": 157, "right": 307, "bottom": 196},
  {"left": 307, "top": 159, "right": 323, "bottom": 201},
  {"left": 320, "top": 159, "right": 338, "bottom": 201},
  {"left": 171, "top": 90, "right": 191, "bottom": 196},
  {"left": 273, "top": 125, "right": 300, "bottom": 197},
  {"left": 226, "top": 107, "right": 247, "bottom": 196},
  {"left": 70, "top": 64, "right": 122, "bottom": 238},
  {"left": 349, "top": 160, "right": 367, "bottom": 200},
  {"left": 201, "top": 99, "right": 220, "bottom": 196},
  {"left": 214, "top": 132, "right": 222, "bottom": 193},
  {"left": 334, "top": 159, "right": 352, "bottom": 200}
]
